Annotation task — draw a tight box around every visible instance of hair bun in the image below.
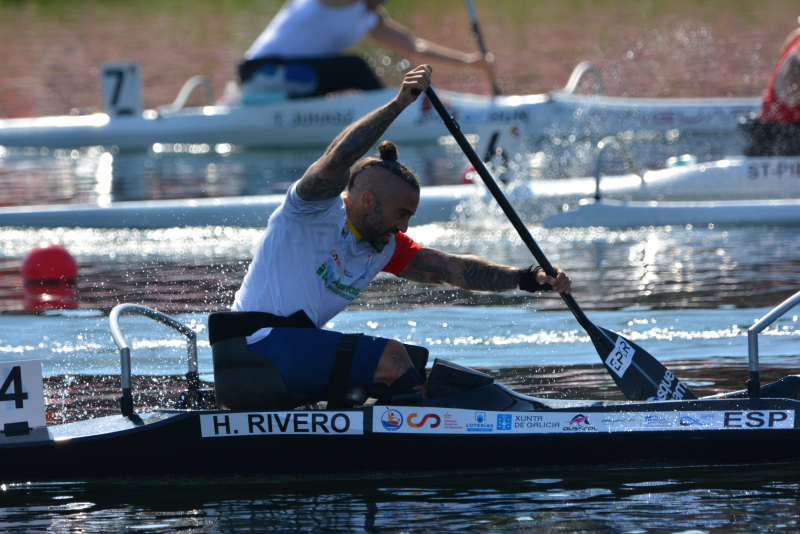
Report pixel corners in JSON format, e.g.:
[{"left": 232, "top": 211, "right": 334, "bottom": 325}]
[{"left": 377, "top": 140, "right": 398, "bottom": 162}]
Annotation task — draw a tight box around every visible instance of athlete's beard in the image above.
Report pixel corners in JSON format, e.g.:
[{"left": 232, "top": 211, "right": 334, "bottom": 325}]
[{"left": 362, "top": 200, "right": 398, "bottom": 253}]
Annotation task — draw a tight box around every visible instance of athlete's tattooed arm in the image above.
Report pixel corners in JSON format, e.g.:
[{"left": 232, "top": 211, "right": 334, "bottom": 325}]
[
  {"left": 296, "top": 65, "right": 432, "bottom": 201},
  {"left": 399, "top": 247, "right": 573, "bottom": 293},
  {"left": 399, "top": 247, "right": 520, "bottom": 292}
]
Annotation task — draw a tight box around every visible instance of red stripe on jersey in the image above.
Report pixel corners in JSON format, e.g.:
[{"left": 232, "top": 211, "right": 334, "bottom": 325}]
[{"left": 382, "top": 231, "right": 422, "bottom": 275}]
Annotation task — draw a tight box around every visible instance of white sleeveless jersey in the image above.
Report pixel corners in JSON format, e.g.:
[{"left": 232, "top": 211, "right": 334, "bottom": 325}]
[
  {"left": 232, "top": 182, "right": 420, "bottom": 337},
  {"left": 246, "top": 0, "right": 380, "bottom": 60}
]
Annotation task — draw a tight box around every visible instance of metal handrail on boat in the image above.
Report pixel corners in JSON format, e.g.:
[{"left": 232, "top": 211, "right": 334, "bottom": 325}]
[
  {"left": 109, "top": 304, "right": 199, "bottom": 423},
  {"left": 747, "top": 290, "right": 800, "bottom": 399},
  {"left": 560, "top": 61, "right": 605, "bottom": 96},
  {"left": 160, "top": 75, "right": 215, "bottom": 112},
  {"left": 594, "top": 136, "right": 642, "bottom": 200}
]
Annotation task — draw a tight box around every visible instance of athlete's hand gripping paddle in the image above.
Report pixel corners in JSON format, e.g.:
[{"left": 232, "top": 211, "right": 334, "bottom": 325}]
[{"left": 424, "top": 86, "right": 696, "bottom": 401}]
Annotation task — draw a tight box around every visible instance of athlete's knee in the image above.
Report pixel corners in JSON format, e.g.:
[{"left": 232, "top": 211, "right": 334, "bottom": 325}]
[{"left": 373, "top": 340, "right": 413, "bottom": 386}]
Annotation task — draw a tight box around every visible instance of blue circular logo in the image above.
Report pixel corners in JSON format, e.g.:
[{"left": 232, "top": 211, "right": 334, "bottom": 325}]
[{"left": 381, "top": 409, "right": 403, "bottom": 431}]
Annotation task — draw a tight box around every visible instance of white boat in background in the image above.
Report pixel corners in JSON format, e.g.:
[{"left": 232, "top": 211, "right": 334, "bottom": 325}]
[
  {"left": 520, "top": 155, "right": 800, "bottom": 203},
  {"left": 536, "top": 151, "right": 800, "bottom": 228},
  {"left": 0, "top": 184, "right": 472, "bottom": 229},
  {"left": 542, "top": 198, "right": 800, "bottom": 229},
  {"left": 1, "top": 154, "right": 797, "bottom": 229},
  {"left": 0, "top": 63, "right": 758, "bottom": 152}
]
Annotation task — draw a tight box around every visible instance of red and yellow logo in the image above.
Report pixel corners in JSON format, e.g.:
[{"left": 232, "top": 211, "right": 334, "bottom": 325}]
[{"left": 407, "top": 413, "right": 441, "bottom": 428}]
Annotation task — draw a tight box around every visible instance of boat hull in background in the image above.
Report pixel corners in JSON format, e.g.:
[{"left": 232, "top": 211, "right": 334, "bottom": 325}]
[{"left": 0, "top": 88, "right": 759, "bottom": 151}]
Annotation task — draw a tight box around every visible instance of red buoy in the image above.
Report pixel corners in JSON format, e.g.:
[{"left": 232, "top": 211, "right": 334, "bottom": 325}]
[
  {"left": 459, "top": 162, "right": 476, "bottom": 184},
  {"left": 22, "top": 243, "right": 78, "bottom": 310}
]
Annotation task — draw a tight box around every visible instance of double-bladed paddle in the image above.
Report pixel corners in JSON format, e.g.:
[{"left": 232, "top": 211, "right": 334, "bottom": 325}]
[{"left": 424, "top": 86, "right": 696, "bottom": 401}]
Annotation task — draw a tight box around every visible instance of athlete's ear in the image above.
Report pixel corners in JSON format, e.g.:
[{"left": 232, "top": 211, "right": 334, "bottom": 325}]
[{"left": 361, "top": 191, "right": 377, "bottom": 213}]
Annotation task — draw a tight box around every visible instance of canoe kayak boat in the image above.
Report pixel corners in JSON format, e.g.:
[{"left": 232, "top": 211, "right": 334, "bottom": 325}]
[
  {"left": 534, "top": 149, "right": 800, "bottom": 228},
  {"left": 2, "top": 291, "right": 799, "bottom": 482},
  {"left": 0, "top": 63, "right": 759, "bottom": 152},
  {"left": 1, "top": 154, "right": 797, "bottom": 229}
]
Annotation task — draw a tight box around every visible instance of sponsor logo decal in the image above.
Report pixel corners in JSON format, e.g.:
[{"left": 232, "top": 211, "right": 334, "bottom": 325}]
[
  {"left": 316, "top": 262, "right": 335, "bottom": 284},
  {"left": 513, "top": 414, "right": 561, "bottom": 429},
  {"left": 605, "top": 337, "right": 634, "bottom": 378},
  {"left": 568, "top": 414, "right": 590, "bottom": 426},
  {"left": 372, "top": 409, "right": 796, "bottom": 435},
  {"left": 442, "top": 411, "right": 464, "bottom": 431},
  {"left": 324, "top": 278, "right": 362, "bottom": 301},
  {"left": 341, "top": 223, "right": 349, "bottom": 238},
  {"left": 680, "top": 415, "right": 713, "bottom": 427},
  {"left": 592, "top": 106, "right": 755, "bottom": 127},
  {"left": 291, "top": 109, "right": 355, "bottom": 128},
  {"left": 562, "top": 413, "right": 597, "bottom": 432},
  {"left": 466, "top": 411, "right": 494, "bottom": 432},
  {"left": 407, "top": 413, "right": 441, "bottom": 428},
  {"left": 642, "top": 414, "right": 675, "bottom": 428},
  {"left": 497, "top": 414, "right": 512, "bottom": 430},
  {"left": 653, "top": 369, "right": 689, "bottom": 400},
  {"left": 381, "top": 408, "right": 404, "bottom": 431},
  {"left": 200, "top": 412, "right": 362, "bottom": 437},
  {"left": 489, "top": 109, "right": 530, "bottom": 122},
  {"left": 315, "top": 258, "right": 362, "bottom": 301},
  {"left": 747, "top": 160, "right": 800, "bottom": 180}
]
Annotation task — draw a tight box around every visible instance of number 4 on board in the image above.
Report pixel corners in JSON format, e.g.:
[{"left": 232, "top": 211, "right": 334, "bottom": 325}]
[{"left": 0, "top": 366, "right": 28, "bottom": 409}]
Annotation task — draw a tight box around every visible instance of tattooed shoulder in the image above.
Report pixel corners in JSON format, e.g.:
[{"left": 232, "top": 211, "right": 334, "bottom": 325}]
[{"left": 296, "top": 167, "right": 348, "bottom": 201}]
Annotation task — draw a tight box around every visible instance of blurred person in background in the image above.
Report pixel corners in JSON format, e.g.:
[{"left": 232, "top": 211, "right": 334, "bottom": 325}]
[
  {"left": 741, "top": 17, "right": 800, "bottom": 156},
  {"left": 238, "top": 0, "right": 490, "bottom": 101}
]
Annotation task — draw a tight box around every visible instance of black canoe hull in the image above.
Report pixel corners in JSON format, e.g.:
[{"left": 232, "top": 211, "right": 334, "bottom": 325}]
[{"left": 3, "top": 397, "right": 800, "bottom": 483}]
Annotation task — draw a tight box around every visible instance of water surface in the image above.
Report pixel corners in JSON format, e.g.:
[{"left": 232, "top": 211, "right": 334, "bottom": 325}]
[{"left": 2, "top": 1, "right": 800, "bottom": 531}]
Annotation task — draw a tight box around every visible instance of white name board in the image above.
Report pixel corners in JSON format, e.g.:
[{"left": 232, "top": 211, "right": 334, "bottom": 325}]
[
  {"left": 200, "top": 411, "right": 363, "bottom": 437},
  {"left": 101, "top": 63, "right": 142, "bottom": 116},
  {"left": 1, "top": 360, "right": 47, "bottom": 431},
  {"left": 373, "top": 407, "right": 795, "bottom": 435}
]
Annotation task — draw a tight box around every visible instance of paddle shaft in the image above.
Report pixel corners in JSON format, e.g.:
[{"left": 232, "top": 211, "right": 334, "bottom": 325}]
[
  {"left": 463, "top": 0, "right": 500, "bottom": 96},
  {"left": 425, "top": 87, "right": 610, "bottom": 349}
]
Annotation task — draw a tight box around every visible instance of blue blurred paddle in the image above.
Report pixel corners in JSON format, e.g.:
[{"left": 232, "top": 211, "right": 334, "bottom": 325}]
[{"left": 425, "top": 86, "right": 696, "bottom": 401}]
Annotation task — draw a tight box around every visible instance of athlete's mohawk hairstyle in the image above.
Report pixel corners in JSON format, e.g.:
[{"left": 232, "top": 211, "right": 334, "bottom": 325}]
[{"left": 348, "top": 140, "right": 420, "bottom": 192}]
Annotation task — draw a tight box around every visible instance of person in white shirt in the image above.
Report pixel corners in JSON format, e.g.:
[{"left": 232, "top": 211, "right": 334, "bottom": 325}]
[
  {"left": 228, "top": 65, "right": 571, "bottom": 403},
  {"left": 239, "top": 0, "right": 490, "bottom": 98}
]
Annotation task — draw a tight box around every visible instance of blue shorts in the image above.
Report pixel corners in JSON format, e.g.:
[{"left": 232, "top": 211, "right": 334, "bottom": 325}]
[{"left": 245, "top": 328, "right": 389, "bottom": 396}]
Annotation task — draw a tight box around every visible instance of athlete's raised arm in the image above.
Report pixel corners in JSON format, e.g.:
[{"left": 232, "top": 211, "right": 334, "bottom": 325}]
[
  {"left": 399, "top": 247, "right": 572, "bottom": 294},
  {"left": 296, "top": 65, "right": 431, "bottom": 201}
]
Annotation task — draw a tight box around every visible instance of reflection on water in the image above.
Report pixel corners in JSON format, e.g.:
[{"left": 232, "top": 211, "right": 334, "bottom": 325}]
[
  {"left": 0, "top": 141, "right": 475, "bottom": 209},
  {"left": 2, "top": 305, "right": 796, "bottom": 379},
  {"left": 0, "top": 128, "right": 747, "bottom": 210},
  {"left": 3, "top": 465, "right": 800, "bottom": 532},
  {"left": 1, "top": 223, "right": 799, "bottom": 313}
]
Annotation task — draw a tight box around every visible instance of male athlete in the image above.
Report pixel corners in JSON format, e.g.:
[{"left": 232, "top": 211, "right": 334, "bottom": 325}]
[{"left": 231, "top": 65, "right": 571, "bottom": 400}]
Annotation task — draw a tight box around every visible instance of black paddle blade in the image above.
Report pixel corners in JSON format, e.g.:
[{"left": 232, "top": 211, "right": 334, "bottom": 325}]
[{"left": 590, "top": 326, "right": 698, "bottom": 401}]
